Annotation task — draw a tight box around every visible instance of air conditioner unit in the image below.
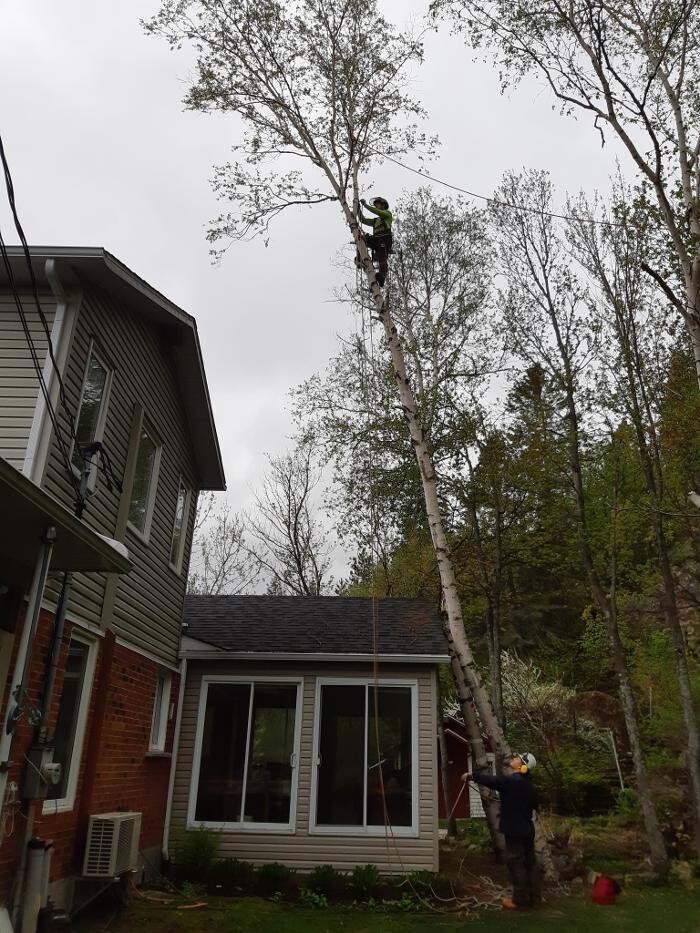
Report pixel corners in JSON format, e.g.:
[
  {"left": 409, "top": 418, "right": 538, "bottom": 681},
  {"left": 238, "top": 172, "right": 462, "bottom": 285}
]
[{"left": 83, "top": 812, "right": 142, "bottom": 878}]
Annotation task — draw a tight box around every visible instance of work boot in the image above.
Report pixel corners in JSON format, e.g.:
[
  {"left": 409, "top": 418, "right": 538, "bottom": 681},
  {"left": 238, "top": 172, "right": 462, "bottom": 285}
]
[{"left": 501, "top": 898, "right": 517, "bottom": 910}]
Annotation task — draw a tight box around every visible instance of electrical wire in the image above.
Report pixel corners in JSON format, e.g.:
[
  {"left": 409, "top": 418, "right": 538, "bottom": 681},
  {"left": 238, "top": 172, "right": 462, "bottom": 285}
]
[
  {"left": 383, "top": 155, "right": 624, "bottom": 228},
  {"left": 0, "top": 227, "right": 80, "bottom": 496},
  {"left": 0, "top": 132, "right": 85, "bottom": 478}
]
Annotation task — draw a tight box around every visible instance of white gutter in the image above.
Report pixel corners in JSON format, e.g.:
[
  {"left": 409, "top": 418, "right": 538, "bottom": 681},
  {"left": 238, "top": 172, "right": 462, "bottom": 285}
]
[
  {"left": 180, "top": 649, "right": 450, "bottom": 664},
  {"left": 162, "top": 658, "right": 187, "bottom": 861},
  {"left": 23, "top": 260, "right": 81, "bottom": 484}
]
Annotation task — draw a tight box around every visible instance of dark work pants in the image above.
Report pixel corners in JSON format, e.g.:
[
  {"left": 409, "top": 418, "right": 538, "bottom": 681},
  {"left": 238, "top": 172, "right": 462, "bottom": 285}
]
[
  {"left": 365, "top": 233, "right": 391, "bottom": 286},
  {"left": 504, "top": 833, "right": 541, "bottom": 908}
]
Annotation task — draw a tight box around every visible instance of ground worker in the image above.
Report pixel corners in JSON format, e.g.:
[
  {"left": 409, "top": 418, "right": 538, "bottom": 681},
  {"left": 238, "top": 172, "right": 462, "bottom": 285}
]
[
  {"left": 462, "top": 752, "right": 541, "bottom": 911},
  {"left": 358, "top": 196, "right": 393, "bottom": 286}
]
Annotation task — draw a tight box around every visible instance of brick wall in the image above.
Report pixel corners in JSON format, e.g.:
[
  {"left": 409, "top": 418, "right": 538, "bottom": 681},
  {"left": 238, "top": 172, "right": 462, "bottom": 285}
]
[{"left": 0, "top": 605, "right": 179, "bottom": 904}]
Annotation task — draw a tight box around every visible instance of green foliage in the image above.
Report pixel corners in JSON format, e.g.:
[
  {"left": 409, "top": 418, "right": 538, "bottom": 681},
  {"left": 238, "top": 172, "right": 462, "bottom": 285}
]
[
  {"left": 170, "top": 827, "right": 218, "bottom": 883},
  {"left": 210, "top": 858, "right": 256, "bottom": 892},
  {"left": 299, "top": 887, "right": 329, "bottom": 909},
  {"left": 342, "top": 894, "right": 420, "bottom": 913},
  {"left": 575, "top": 609, "right": 614, "bottom": 690},
  {"left": 306, "top": 864, "right": 342, "bottom": 897},
  {"left": 256, "top": 863, "right": 291, "bottom": 896},
  {"left": 179, "top": 881, "right": 206, "bottom": 902},
  {"left": 613, "top": 788, "right": 641, "bottom": 826},
  {"left": 350, "top": 863, "right": 380, "bottom": 899},
  {"left": 460, "top": 819, "right": 491, "bottom": 851}
]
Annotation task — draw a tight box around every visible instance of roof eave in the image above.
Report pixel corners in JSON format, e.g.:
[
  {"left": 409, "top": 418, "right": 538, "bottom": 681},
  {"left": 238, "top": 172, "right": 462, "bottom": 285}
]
[
  {"left": 180, "top": 648, "right": 449, "bottom": 664},
  {"left": 1, "top": 247, "right": 226, "bottom": 491}
]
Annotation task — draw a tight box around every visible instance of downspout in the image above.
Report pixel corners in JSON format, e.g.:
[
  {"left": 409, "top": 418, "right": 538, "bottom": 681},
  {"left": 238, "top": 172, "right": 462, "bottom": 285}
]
[
  {"left": 35, "top": 573, "right": 72, "bottom": 745},
  {"left": 0, "top": 528, "right": 56, "bottom": 814},
  {"left": 162, "top": 657, "right": 187, "bottom": 861},
  {"left": 11, "top": 455, "right": 96, "bottom": 929}
]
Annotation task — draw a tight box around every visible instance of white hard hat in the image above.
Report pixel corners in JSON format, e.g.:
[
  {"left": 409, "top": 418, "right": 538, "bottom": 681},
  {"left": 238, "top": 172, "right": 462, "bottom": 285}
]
[{"left": 519, "top": 752, "right": 536, "bottom": 773}]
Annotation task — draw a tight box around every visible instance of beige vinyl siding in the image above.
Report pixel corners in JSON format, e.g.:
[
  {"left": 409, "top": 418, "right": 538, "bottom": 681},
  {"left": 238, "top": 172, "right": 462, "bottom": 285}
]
[
  {"left": 0, "top": 295, "right": 55, "bottom": 469},
  {"left": 171, "top": 661, "right": 440, "bottom": 873},
  {"left": 42, "top": 287, "right": 197, "bottom": 663}
]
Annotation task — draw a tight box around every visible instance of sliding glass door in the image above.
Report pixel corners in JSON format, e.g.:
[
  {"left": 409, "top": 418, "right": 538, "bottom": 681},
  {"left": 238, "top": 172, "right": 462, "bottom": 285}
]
[
  {"left": 193, "top": 680, "right": 300, "bottom": 829},
  {"left": 314, "top": 681, "right": 416, "bottom": 833}
]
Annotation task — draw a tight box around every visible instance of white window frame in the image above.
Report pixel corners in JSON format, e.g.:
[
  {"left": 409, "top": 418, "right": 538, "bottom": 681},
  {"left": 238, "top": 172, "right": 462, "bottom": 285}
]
[
  {"left": 309, "top": 677, "right": 419, "bottom": 838},
  {"left": 70, "top": 341, "right": 113, "bottom": 490},
  {"left": 42, "top": 631, "right": 98, "bottom": 815},
  {"left": 168, "top": 478, "right": 191, "bottom": 574},
  {"left": 187, "top": 675, "right": 303, "bottom": 834},
  {"left": 126, "top": 417, "right": 162, "bottom": 544},
  {"left": 149, "top": 671, "right": 172, "bottom": 753}
]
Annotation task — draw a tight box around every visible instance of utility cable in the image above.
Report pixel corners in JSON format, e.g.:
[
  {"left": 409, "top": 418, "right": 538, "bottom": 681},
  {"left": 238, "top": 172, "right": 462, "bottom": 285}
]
[
  {"left": 0, "top": 131, "right": 85, "bottom": 476},
  {"left": 383, "top": 155, "right": 624, "bottom": 228},
  {"left": 0, "top": 227, "right": 79, "bottom": 496}
]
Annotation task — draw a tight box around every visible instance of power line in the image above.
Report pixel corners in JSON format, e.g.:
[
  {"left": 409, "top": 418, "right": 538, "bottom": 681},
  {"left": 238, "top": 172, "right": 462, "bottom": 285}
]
[
  {"left": 0, "top": 133, "right": 84, "bottom": 460},
  {"left": 383, "top": 155, "right": 624, "bottom": 228},
  {"left": 0, "top": 132, "right": 82, "bottom": 496},
  {"left": 0, "top": 229, "right": 80, "bottom": 496}
]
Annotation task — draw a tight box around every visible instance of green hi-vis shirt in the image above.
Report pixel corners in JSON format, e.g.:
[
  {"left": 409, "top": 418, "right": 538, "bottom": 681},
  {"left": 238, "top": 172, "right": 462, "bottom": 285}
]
[{"left": 360, "top": 202, "right": 393, "bottom": 235}]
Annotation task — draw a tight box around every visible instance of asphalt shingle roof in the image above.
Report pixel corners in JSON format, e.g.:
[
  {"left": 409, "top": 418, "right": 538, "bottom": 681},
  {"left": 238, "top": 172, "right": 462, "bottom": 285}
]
[{"left": 183, "top": 595, "right": 447, "bottom": 658}]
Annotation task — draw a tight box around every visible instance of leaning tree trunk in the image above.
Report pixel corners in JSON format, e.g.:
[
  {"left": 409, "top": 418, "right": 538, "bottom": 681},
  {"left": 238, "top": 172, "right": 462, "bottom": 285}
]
[
  {"left": 342, "top": 197, "right": 559, "bottom": 876},
  {"left": 342, "top": 201, "right": 505, "bottom": 743}
]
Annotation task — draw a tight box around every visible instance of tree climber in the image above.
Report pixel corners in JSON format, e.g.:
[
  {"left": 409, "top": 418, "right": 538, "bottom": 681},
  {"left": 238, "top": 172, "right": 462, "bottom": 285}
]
[
  {"left": 358, "top": 196, "right": 393, "bottom": 286},
  {"left": 463, "top": 753, "right": 541, "bottom": 911}
]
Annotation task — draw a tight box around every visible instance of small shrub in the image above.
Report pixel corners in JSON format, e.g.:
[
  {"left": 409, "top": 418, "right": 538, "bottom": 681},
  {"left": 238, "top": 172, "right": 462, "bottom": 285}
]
[
  {"left": 350, "top": 863, "right": 380, "bottom": 899},
  {"left": 613, "top": 788, "right": 641, "bottom": 825},
  {"left": 210, "top": 858, "right": 256, "bottom": 892},
  {"left": 257, "top": 862, "right": 291, "bottom": 896},
  {"left": 299, "top": 887, "right": 329, "bottom": 909},
  {"left": 307, "top": 864, "right": 342, "bottom": 897},
  {"left": 170, "top": 827, "right": 218, "bottom": 883},
  {"left": 461, "top": 819, "right": 491, "bottom": 851},
  {"left": 179, "top": 881, "right": 206, "bottom": 902},
  {"left": 379, "top": 893, "right": 420, "bottom": 912}
]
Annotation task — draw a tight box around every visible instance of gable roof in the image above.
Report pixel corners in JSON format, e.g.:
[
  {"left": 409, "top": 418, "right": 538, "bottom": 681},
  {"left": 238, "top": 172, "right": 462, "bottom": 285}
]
[
  {"left": 0, "top": 246, "right": 225, "bottom": 490},
  {"left": 182, "top": 595, "right": 448, "bottom": 663}
]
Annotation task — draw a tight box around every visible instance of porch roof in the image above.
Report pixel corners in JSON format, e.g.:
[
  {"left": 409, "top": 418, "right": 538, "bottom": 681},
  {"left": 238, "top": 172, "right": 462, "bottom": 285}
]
[{"left": 0, "top": 456, "right": 132, "bottom": 587}]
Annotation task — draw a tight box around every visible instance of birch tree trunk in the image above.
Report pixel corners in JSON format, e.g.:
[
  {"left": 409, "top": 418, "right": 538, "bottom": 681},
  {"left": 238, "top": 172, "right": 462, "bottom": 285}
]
[
  {"left": 338, "top": 196, "right": 565, "bottom": 874},
  {"left": 343, "top": 198, "right": 507, "bottom": 749}
]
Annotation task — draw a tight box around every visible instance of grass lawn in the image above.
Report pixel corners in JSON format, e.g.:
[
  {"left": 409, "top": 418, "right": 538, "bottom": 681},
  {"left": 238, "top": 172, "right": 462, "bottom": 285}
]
[{"left": 78, "top": 885, "right": 700, "bottom": 933}]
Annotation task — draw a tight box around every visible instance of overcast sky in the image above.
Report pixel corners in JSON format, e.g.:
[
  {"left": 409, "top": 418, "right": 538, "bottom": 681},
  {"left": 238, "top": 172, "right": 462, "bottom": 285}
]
[{"left": 0, "top": 1, "right": 626, "bottom": 578}]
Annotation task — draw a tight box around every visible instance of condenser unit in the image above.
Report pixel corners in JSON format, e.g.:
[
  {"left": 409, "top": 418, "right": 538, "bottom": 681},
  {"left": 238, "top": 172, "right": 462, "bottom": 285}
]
[{"left": 83, "top": 812, "right": 142, "bottom": 878}]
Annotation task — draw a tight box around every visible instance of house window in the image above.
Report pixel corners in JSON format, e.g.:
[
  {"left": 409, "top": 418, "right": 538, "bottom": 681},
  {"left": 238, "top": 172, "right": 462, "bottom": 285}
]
[
  {"left": 127, "top": 421, "right": 161, "bottom": 539},
  {"left": 44, "top": 634, "right": 96, "bottom": 813},
  {"left": 313, "top": 681, "right": 416, "bottom": 835},
  {"left": 169, "top": 480, "right": 190, "bottom": 572},
  {"left": 191, "top": 679, "right": 301, "bottom": 830},
  {"left": 149, "top": 672, "right": 172, "bottom": 752},
  {"left": 71, "top": 345, "right": 111, "bottom": 476}
]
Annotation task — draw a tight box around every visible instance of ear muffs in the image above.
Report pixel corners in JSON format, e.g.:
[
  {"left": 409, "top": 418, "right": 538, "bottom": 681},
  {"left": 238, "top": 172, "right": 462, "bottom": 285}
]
[{"left": 520, "top": 765, "right": 529, "bottom": 774}]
